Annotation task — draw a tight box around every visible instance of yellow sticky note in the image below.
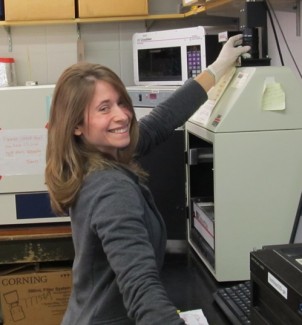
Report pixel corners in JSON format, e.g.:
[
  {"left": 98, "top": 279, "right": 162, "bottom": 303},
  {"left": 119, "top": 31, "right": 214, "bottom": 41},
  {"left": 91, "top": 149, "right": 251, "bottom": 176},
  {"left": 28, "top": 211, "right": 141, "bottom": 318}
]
[{"left": 262, "top": 82, "right": 285, "bottom": 111}]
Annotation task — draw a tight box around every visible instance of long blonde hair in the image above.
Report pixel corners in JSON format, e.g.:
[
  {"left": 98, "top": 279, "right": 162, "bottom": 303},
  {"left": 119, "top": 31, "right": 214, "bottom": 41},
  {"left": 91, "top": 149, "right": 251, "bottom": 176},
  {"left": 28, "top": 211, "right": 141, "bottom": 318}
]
[{"left": 45, "top": 62, "right": 141, "bottom": 215}]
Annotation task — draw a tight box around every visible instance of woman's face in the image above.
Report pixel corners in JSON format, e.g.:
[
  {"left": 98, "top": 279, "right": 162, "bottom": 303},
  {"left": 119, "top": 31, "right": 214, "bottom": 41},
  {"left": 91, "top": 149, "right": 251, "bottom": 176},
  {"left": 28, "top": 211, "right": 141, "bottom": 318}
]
[{"left": 74, "top": 80, "right": 133, "bottom": 158}]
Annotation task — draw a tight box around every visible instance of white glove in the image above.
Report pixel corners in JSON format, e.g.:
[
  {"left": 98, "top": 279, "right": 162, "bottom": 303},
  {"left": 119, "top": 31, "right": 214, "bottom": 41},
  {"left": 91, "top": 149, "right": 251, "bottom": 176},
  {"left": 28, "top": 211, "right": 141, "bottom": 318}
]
[{"left": 207, "top": 34, "right": 251, "bottom": 83}]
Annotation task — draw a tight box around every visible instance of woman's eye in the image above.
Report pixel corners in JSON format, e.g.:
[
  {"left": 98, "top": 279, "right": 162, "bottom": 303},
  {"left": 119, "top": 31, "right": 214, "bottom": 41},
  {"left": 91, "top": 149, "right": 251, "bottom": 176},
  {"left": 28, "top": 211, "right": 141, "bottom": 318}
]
[{"left": 98, "top": 105, "right": 109, "bottom": 112}]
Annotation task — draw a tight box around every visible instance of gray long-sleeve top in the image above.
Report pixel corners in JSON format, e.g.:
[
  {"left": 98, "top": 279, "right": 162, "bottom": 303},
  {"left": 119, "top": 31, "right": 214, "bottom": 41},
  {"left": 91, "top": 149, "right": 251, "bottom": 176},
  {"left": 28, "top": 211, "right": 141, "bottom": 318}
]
[{"left": 61, "top": 79, "right": 208, "bottom": 325}]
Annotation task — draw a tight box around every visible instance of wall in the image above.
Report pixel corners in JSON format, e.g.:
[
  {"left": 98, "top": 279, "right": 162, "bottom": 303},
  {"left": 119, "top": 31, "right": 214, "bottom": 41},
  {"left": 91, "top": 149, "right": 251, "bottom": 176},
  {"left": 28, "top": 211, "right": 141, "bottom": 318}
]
[
  {"left": 268, "top": 8, "right": 302, "bottom": 80},
  {"left": 0, "top": 21, "right": 146, "bottom": 86},
  {"left": 0, "top": 0, "right": 301, "bottom": 86}
]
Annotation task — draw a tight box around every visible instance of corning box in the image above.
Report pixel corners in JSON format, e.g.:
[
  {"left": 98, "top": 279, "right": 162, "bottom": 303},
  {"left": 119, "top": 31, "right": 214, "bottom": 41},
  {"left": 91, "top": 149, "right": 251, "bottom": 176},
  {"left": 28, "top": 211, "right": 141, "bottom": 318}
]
[
  {"left": 4, "top": 0, "right": 75, "bottom": 21},
  {"left": 78, "top": 0, "right": 148, "bottom": 18},
  {"left": 0, "top": 266, "right": 72, "bottom": 325}
]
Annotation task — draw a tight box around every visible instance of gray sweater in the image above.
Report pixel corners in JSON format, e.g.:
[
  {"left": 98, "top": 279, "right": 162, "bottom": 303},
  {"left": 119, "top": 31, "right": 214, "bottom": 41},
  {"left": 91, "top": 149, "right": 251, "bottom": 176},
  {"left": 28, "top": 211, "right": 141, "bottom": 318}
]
[{"left": 61, "top": 79, "right": 208, "bottom": 325}]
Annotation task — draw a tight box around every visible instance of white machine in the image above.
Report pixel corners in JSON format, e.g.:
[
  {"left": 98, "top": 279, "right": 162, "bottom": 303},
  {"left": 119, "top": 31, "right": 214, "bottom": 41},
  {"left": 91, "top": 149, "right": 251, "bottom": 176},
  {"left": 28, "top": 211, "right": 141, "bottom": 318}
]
[
  {"left": 132, "top": 26, "right": 221, "bottom": 86},
  {"left": 186, "top": 66, "right": 302, "bottom": 281},
  {"left": 0, "top": 85, "right": 70, "bottom": 225},
  {"left": 126, "top": 85, "right": 178, "bottom": 116}
]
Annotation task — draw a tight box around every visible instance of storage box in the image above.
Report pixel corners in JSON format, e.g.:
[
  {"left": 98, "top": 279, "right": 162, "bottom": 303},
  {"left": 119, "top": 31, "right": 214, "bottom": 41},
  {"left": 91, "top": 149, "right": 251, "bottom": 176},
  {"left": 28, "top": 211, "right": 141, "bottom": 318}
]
[
  {"left": 0, "top": 266, "right": 72, "bottom": 325},
  {"left": 4, "top": 0, "right": 75, "bottom": 21},
  {"left": 192, "top": 200, "right": 215, "bottom": 249},
  {"left": 78, "top": 0, "right": 148, "bottom": 18}
]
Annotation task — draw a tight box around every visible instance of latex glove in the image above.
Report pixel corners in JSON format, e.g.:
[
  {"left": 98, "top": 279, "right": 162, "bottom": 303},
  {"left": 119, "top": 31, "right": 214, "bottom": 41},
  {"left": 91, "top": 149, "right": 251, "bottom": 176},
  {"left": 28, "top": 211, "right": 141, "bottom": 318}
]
[{"left": 207, "top": 34, "right": 251, "bottom": 83}]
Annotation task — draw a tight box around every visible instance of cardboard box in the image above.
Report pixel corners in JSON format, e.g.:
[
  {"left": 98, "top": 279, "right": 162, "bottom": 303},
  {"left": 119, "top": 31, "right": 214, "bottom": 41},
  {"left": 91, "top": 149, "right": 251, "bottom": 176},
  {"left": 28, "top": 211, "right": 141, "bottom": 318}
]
[
  {"left": 78, "top": 0, "right": 148, "bottom": 18},
  {"left": 0, "top": 266, "right": 72, "bottom": 325},
  {"left": 4, "top": 0, "right": 75, "bottom": 21}
]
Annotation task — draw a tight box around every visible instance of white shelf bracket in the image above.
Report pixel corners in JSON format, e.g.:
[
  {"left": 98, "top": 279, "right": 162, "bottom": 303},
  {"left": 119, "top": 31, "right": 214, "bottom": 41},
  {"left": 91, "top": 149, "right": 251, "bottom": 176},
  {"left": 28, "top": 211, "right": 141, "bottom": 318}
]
[
  {"left": 145, "top": 19, "right": 155, "bottom": 31},
  {"left": 4, "top": 26, "right": 12, "bottom": 52},
  {"left": 76, "top": 23, "right": 85, "bottom": 62},
  {"left": 76, "top": 23, "right": 81, "bottom": 40}
]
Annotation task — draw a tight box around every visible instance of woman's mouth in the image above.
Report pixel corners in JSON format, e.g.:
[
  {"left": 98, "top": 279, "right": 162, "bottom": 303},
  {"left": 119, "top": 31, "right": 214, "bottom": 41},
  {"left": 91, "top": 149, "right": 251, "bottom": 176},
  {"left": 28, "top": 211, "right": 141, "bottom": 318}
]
[{"left": 109, "top": 126, "right": 129, "bottom": 134}]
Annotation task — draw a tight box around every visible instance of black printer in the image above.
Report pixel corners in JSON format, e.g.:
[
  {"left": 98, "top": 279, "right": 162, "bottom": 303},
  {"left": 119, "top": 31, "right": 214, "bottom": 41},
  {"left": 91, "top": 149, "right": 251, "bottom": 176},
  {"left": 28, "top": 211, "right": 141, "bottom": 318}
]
[{"left": 250, "top": 243, "right": 302, "bottom": 324}]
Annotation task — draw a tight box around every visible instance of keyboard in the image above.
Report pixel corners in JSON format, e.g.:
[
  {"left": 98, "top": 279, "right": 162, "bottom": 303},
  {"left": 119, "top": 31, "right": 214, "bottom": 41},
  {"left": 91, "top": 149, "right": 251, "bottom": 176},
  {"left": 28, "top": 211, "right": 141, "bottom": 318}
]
[{"left": 213, "top": 281, "right": 251, "bottom": 325}]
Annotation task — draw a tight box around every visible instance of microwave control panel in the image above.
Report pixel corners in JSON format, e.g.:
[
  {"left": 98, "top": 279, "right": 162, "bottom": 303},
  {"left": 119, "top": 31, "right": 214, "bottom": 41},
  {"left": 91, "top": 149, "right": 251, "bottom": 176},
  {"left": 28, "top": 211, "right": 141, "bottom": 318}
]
[{"left": 187, "top": 45, "right": 202, "bottom": 78}]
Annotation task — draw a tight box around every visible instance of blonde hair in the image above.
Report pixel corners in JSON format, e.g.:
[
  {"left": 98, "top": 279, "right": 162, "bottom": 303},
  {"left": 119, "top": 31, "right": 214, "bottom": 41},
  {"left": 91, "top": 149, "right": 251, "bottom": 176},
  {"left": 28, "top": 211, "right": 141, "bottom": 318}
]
[{"left": 45, "top": 62, "right": 142, "bottom": 215}]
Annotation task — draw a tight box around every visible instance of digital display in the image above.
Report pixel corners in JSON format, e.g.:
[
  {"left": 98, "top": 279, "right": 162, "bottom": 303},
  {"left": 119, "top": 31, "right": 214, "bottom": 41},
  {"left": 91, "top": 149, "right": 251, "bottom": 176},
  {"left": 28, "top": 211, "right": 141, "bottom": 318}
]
[{"left": 138, "top": 47, "right": 182, "bottom": 82}]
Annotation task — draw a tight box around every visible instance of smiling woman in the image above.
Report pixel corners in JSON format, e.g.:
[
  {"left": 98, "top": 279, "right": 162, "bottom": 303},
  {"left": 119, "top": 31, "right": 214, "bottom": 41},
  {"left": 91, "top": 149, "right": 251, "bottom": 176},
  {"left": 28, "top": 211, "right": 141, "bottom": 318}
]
[
  {"left": 45, "top": 63, "right": 141, "bottom": 216},
  {"left": 74, "top": 80, "right": 133, "bottom": 159},
  {"left": 44, "top": 35, "right": 250, "bottom": 325}
]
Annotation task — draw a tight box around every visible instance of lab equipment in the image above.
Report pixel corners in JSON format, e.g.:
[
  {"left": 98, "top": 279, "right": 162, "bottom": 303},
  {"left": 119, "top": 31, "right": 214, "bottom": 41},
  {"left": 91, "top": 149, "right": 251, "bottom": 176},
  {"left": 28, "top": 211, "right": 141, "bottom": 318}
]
[
  {"left": 186, "top": 66, "right": 302, "bottom": 281},
  {"left": 0, "top": 85, "right": 70, "bottom": 225}
]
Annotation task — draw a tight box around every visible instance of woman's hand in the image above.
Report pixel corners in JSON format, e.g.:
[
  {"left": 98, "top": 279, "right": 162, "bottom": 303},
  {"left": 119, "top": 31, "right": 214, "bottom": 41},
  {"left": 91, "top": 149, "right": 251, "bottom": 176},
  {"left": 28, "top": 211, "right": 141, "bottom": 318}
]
[{"left": 207, "top": 34, "right": 251, "bottom": 83}]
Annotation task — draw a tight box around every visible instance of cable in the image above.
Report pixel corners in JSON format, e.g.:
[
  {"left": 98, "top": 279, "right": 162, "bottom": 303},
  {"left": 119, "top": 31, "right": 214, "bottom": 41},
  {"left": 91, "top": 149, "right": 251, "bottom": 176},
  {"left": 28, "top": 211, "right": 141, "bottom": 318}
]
[
  {"left": 263, "top": 0, "right": 284, "bottom": 66},
  {"left": 265, "top": 0, "right": 302, "bottom": 78}
]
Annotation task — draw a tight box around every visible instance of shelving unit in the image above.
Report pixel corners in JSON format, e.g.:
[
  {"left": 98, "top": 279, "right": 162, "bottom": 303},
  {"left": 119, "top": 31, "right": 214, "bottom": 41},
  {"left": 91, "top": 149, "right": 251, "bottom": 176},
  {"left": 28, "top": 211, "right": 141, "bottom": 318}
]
[
  {"left": 0, "top": 10, "right": 206, "bottom": 27},
  {"left": 0, "top": 6, "right": 207, "bottom": 52},
  {"left": 0, "top": 0, "right": 296, "bottom": 27}
]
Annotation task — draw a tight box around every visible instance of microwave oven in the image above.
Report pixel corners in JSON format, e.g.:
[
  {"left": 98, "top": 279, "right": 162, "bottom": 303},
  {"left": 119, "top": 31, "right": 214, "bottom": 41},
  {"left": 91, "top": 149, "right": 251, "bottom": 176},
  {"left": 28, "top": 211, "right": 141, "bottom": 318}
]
[{"left": 132, "top": 26, "right": 222, "bottom": 86}]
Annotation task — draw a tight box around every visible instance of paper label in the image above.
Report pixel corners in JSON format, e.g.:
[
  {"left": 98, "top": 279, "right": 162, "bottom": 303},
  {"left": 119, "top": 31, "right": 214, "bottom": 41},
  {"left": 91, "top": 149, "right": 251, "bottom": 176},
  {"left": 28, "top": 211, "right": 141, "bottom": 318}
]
[{"left": 268, "top": 272, "right": 288, "bottom": 299}]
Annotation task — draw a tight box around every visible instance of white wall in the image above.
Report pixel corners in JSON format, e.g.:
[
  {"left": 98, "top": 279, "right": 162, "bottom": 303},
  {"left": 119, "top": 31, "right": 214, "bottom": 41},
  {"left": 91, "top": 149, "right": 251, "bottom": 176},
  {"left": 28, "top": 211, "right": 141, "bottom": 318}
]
[
  {"left": 268, "top": 8, "right": 302, "bottom": 80},
  {"left": 0, "top": 21, "right": 146, "bottom": 86},
  {"left": 0, "top": 1, "right": 301, "bottom": 86}
]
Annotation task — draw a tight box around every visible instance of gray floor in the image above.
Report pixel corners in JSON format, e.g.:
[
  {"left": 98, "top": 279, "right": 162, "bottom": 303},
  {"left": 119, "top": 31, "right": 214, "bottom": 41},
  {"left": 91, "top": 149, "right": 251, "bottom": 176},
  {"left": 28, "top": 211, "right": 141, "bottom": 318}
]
[{"left": 161, "top": 244, "right": 233, "bottom": 325}]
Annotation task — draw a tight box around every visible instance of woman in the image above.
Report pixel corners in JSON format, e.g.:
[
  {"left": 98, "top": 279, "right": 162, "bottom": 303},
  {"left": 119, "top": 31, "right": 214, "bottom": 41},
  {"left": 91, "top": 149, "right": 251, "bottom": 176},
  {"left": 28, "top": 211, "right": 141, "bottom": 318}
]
[{"left": 45, "top": 34, "right": 250, "bottom": 325}]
